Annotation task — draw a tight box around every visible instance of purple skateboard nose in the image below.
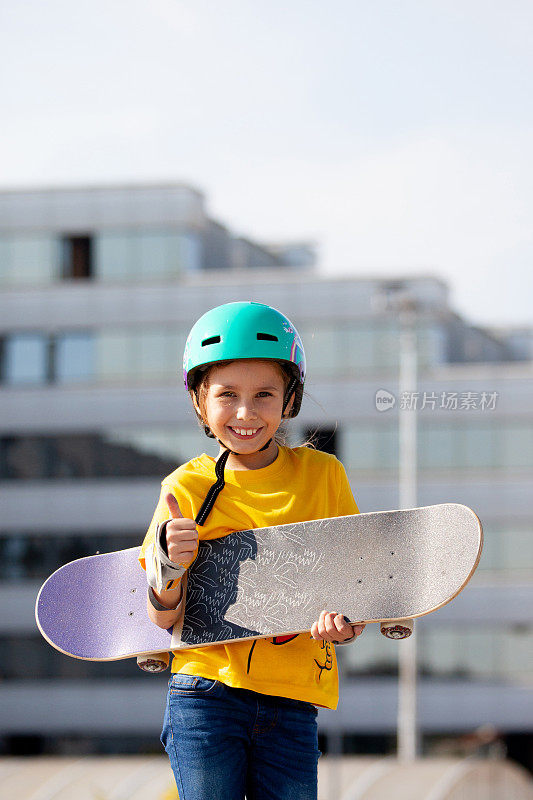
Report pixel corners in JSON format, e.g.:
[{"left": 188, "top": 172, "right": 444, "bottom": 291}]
[{"left": 36, "top": 547, "right": 172, "bottom": 660}]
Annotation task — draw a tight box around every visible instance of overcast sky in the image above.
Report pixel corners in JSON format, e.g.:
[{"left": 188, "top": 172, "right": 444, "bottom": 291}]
[{"left": 1, "top": 1, "right": 532, "bottom": 327}]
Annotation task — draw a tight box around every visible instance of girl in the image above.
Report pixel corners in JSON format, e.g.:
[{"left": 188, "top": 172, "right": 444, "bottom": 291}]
[{"left": 140, "top": 301, "right": 364, "bottom": 800}]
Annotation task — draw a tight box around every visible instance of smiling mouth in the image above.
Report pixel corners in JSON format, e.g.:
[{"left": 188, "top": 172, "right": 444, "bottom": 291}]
[{"left": 229, "top": 427, "right": 262, "bottom": 438}]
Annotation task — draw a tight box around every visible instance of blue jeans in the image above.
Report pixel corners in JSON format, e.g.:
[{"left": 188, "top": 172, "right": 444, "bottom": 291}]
[{"left": 161, "top": 674, "right": 320, "bottom": 800}]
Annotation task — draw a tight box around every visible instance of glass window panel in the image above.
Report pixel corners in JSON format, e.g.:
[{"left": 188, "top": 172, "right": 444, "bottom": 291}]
[
  {"left": 342, "top": 427, "right": 377, "bottom": 469},
  {"left": 107, "top": 425, "right": 216, "bottom": 464},
  {"left": 461, "top": 425, "right": 497, "bottom": 468},
  {"left": 419, "top": 424, "right": 456, "bottom": 469},
  {"left": 96, "top": 331, "right": 137, "bottom": 381},
  {"left": 345, "top": 326, "right": 375, "bottom": 371},
  {"left": 138, "top": 232, "right": 171, "bottom": 277},
  {"left": 55, "top": 332, "right": 95, "bottom": 383},
  {"left": 421, "top": 628, "right": 496, "bottom": 680},
  {"left": 180, "top": 232, "right": 202, "bottom": 272},
  {"left": 0, "top": 432, "right": 186, "bottom": 480},
  {"left": 96, "top": 230, "right": 198, "bottom": 282},
  {"left": 0, "top": 235, "right": 59, "bottom": 285},
  {"left": 342, "top": 424, "right": 396, "bottom": 470},
  {"left": 1, "top": 437, "right": 52, "bottom": 479},
  {"left": 4, "top": 334, "right": 48, "bottom": 384},
  {"left": 420, "top": 627, "right": 533, "bottom": 683},
  {"left": 0, "top": 238, "right": 8, "bottom": 281},
  {"left": 347, "top": 624, "right": 530, "bottom": 682},
  {"left": 375, "top": 323, "right": 400, "bottom": 370},
  {"left": 477, "top": 525, "right": 500, "bottom": 571},
  {"left": 299, "top": 325, "right": 343, "bottom": 376},
  {"left": 96, "top": 327, "right": 187, "bottom": 384},
  {"left": 501, "top": 529, "right": 533, "bottom": 570},
  {"left": 138, "top": 329, "right": 178, "bottom": 378},
  {"left": 500, "top": 425, "right": 533, "bottom": 468},
  {"left": 339, "top": 623, "right": 398, "bottom": 675},
  {"left": 499, "top": 629, "right": 533, "bottom": 681},
  {"left": 139, "top": 232, "right": 193, "bottom": 278},
  {"left": 458, "top": 630, "right": 498, "bottom": 679},
  {"left": 417, "top": 324, "right": 447, "bottom": 368},
  {"left": 95, "top": 233, "right": 140, "bottom": 281},
  {"left": 420, "top": 629, "right": 471, "bottom": 678},
  {"left": 375, "top": 426, "right": 398, "bottom": 468}
]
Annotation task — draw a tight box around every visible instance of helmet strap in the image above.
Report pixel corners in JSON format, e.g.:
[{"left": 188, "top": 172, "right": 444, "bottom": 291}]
[
  {"left": 195, "top": 449, "right": 231, "bottom": 526},
  {"left": 282, "top": 376, "right": 298, "bottom": 417}
]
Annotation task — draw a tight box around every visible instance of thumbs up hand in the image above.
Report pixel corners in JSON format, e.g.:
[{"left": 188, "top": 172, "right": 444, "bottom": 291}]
[
  {"left": 145, "top": 492, "right": 198, "bottom": 594},
  {"left": 164, "top": 493, "right": 199, "bottom": 569}
]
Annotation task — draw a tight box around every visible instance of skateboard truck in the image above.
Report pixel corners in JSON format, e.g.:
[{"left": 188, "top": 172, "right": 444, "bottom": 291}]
[
  {"left": 137, "top": 652, "right": 170, "bottom": 672},
  {"left": 380, "top": 619, "right": 414, "bottom": 639}
]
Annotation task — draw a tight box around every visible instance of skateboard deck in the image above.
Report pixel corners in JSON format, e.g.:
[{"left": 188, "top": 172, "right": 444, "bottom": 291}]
[{"left": 36, "top": 503, "right": 482, "bottom": 666}]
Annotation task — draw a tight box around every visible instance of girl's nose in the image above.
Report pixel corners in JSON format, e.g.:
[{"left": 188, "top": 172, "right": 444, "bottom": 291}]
[{"left": 236, "top": 401, "right": 257, "bottom": 420}]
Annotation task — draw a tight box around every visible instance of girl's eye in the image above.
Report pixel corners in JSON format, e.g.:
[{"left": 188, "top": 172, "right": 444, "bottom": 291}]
[{"left": 257, "top": 391, "right": 273, "bottom": 398}]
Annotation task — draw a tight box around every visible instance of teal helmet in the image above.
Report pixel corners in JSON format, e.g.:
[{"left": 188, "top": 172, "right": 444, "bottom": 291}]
[{"left": 183, "top": 301, "right": 306, "bottom": 417}]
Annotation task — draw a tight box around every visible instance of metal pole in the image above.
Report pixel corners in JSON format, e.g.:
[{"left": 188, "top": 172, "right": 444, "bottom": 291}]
[{"left": 397, "top": 302, "right": 418, "bottom": 761}]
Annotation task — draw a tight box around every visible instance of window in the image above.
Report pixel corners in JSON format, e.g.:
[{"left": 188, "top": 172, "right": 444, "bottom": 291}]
[
  {"left": 339, "top": 622, "right": 397, "bottom": 676},
  {"left": 0, "top": 235, "right": 59, "bottom": 286},
  {"left": 419, "top": 424, "right": 457, "bottom": 469},
  {"left": 298, "top": 325, "right": 344, "bottom": 377},
  {"left": 95, "top": 230, "right": 200, "bottom": 281},
  {"left": 0, "top": 432, "right": 180, "bottom": 480},
  {"left": 419, "top": 626, "right": 533, "bottom": 683},
  {"left": 0, "top": 331, "right": 96, "bottom": 386},
  {"left": 0, "top": 633, "right": 156, "bottom": 680},
  {"left": 2, "top": 334, "right": 50, "bottom": 385},
  {"left": 0, "top": 532, "right": 142, "bottom": 581},
  {"left": 418, "top": 421, "right": 533, "bottom": 471},
  {"left": 107, "top": 425, "right": 215, "bottom": 463},
  {"left": 95, "top": 326, "right": 187, "bottom": 384},
  {"left": 55, "top": 332, "right": 95, "bottom": 383},
  {"left": 342, "top": 424, "right": 398, "bottom": 471},
  {"left": 61, "top": 235, "right": 93, "bottom": 279},
  {"left": 478, "top": 524, "right": 533, "bottom": 572},
  {"left": 138, "top": 329, "right": 178, "bottom": 379},
  {"left": 346, "top": 326, "right": 375, "bottom": 371},
  {"left": 501, "top": 425, "right": 533, "bottom": 468}
]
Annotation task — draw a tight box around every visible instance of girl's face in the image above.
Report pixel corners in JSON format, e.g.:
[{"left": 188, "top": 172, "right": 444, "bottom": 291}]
[{"left": 196, "top": 359, "right": 291, "bottom": 468}]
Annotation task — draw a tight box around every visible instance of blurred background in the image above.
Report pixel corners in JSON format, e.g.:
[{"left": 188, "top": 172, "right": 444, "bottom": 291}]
[{"left": 1, "top": 2, "right": 532, "bottom": 798}]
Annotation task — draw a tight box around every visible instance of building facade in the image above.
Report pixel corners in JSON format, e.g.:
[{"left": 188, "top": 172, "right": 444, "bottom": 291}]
[{"left": 0, "top": 185, "right": 532, "bottom": 767}]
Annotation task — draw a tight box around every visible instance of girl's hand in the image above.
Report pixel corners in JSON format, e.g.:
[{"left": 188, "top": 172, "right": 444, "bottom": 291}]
[
  {"left": 165, "top": 493, "right": 199, "bottom": 568},
  {"left": 310, "top": 611, "right": 366, "bottom": 643}
]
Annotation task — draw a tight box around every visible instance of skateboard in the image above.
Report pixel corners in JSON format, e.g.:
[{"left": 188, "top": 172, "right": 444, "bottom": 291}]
[{"left": 35, "top": 503, "right": 482, "bottom": 672}]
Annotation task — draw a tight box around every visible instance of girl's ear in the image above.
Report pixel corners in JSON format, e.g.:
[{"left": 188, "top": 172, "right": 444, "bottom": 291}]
[{"left": 190, "top": 390, "right": 202, "bottom": 417}]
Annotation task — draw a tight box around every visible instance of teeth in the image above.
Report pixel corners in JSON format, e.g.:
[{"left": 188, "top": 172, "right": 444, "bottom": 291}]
[{"left": 233, "top": 428, "right": 258, "bottom": 436}]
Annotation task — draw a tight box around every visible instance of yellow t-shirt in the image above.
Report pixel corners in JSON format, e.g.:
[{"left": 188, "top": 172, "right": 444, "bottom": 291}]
[{"left": 140, "top": 446, "right": 358, "bottom": 710}]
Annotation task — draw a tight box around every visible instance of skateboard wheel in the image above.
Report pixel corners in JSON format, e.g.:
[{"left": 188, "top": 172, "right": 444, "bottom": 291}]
[
  {"left": 380, "top": 620, "right": 414, "bottom": 640},
  {"left": 137, "top": 653, "right": 170, "bottom": 672}
]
